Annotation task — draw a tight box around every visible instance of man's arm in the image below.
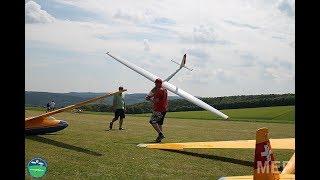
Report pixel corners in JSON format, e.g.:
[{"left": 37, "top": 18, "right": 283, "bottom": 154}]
[{"left": 145, "top": 87, "right": 156, "bottom": 100}]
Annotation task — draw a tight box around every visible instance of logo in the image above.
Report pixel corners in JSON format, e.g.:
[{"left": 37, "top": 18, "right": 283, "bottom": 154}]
[
  {"left": 261, "top": 144, "right": 272, "bottom": 161},
  {"left": 27, "top": 157, "right": 48, "bottom": 178}
]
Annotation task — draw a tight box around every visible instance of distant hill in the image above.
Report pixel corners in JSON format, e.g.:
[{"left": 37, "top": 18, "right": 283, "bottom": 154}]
[
  {"left": 25, "top": 91, "right": 180, "bottom": 107},
  {"left": 25, "top": 91, "right": 87, "bottom": 107}
]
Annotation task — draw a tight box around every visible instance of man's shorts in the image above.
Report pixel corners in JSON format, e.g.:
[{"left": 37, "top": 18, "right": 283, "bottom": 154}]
[
  {"left": 149, "top": 111, "right": 167, "bottom": 125},
  {"left": 114, "top": 109, "right": 125, "bottom": 119}
]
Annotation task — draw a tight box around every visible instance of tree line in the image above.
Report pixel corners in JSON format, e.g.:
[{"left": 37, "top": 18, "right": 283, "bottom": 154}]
[{"left": 81, "top": 93, "right": 295, "bottom": 114}]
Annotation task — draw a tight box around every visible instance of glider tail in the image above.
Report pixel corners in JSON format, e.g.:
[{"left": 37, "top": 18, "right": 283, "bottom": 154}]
[
  {"left": 171, "top": 54, "right": 193, "bottom": 71},
  {"left": 166, "top": 54, "right": 193, "bottom": 81},
  {"left": 180, "top": 54, "right": 187, "bottom": 68},
  {"left": 253, "top": 128, "right": 280, "bottom": 180}
]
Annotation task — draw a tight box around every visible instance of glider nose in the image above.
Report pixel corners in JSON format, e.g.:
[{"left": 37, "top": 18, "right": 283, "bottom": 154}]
[{"left": 58, "top": 120, "right": 68, "bottom": 129}]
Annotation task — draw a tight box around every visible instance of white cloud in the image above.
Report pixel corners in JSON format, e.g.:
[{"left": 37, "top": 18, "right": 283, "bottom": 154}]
[
  {"left": 176, "top": 67, "right": 235, "bottom": 85},
  {"left": 53, "top": 0, "right": 108, "bottom": 13},
  {"left": 212, "top": 68, "right": 236, "bottom": 83},
  {"left": 184, "top": 48, "right": 209, "bottom": 59},
  {"left": 264, "top": 66, "right": 294, "bottom": 82},
  {"left": 176, "top": 69, "right": 213, "bottom": 84},
  {"left": 25, "top": 1, "right": 55, "bottom": 24},
  {"left": 179, "top": 25, "right": 228, "bottom": 45},
  {"left": 254, "top": 56, "right": 295, "bottom": 83},
  {"left": 113, "top": 9, "right": 152, "bottom": 24},
  {"left": 192, "top": 25, "right": 217, "bottom": 43},
  {"left": 277, "top": 0, "right": 295, "bottom": 17},
  {"left": 143, "top": 39, "right": 150, "bottom": 51},
  {"left": 224, "top": 20, "right": 260, "bottom": 30},
  {"left": 25, "top": 19, "right": 165, "bottom": 54},
  {"left": 238, "top": 52, "right": 258, "bottom": 67}
]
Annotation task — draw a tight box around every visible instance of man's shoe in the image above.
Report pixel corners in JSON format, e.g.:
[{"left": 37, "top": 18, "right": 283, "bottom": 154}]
[
  {"left": 119, "top": 128, "right": 125, "bottom": 130},
  {"left": 109, "top": 122, "right": 113, "bottom": 130},
  {"left": 155, "top": 134, "right": 165, "bottom": 143}
]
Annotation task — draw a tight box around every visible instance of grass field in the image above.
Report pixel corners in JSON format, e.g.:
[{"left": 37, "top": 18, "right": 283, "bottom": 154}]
[
  {"left": 134, "top": 106, "right": 295, "bottom": 123},
  {"left": 25, "top": 106, "right": 295, "bottom": 123},
  {"left": 25, "top": 106, "right": 295, "bottom": 179}
]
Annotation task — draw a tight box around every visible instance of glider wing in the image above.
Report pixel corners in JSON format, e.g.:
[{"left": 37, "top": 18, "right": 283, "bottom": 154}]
[
  {"left": 25, "top": 90, "right": 126, "bottom": 121},
  {"left": 105, "top": 52, "right": 228, "bottom": 119},
  {"left": 137, "top": 138, "right": 295, "bottom": 150}
]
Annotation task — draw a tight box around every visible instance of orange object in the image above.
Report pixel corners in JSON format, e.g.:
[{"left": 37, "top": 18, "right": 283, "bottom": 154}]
[
  {"left": 138, "top": 127, "right": 295, "bottom": 180},
  {"left": 253, "top": 128, "right": 280, "bottom": 180},
  {"left": 25, "top": 89, "right": 126, "bottom": 135}
]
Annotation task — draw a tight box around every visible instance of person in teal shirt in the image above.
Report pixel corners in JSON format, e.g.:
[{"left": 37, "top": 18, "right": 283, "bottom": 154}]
[{"left": 109, "top": 87, "right": 126, "bottom": 130}]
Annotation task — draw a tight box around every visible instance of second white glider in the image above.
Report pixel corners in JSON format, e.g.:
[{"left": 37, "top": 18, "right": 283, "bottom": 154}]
[{"left": 105, "top": 52, "right": 228, "bottom": 119}]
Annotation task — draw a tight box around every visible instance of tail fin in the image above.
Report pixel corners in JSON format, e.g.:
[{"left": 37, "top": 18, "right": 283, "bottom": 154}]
[
  {"left": 254, "top": 128, "right": 280, "bottom": 180},
  {"left": 170, "top": 54, "right": 193, "bottom": 71},
  {"left": 180, "top": 54, "right": 187, "bottom": 68}
]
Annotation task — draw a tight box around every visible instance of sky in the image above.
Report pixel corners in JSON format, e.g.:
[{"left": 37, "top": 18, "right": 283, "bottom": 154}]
[{"left": 25, "top": 0, "right": 295, "bottom": 97}]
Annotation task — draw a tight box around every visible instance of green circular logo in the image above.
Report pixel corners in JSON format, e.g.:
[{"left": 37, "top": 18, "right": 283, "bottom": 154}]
[{"left": 27, "top": 157, "right": 48, "bottom": 178}]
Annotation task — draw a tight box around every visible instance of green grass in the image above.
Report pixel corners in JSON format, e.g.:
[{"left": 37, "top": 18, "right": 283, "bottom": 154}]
[
  {"left": 25, "top": 106, "right": 46, "bottom": 111},
  {"left": 25, "top": 107, "right": 294, "bottom": 179},
  {"left": 134, "top": 106, "right": 295, "bottom": 123}
]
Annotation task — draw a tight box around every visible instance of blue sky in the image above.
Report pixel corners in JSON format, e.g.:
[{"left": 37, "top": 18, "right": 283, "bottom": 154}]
[{"left": 25, "top": 0, "right": 295, "bottom": 97}]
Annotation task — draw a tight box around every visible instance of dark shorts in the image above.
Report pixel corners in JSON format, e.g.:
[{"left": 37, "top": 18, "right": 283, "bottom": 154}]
[
  {"left": 114, "top": 109, "right": 125, "bottom": 119},
  {"left": 149, "top": 111, "right": 167, "bottom": 125}
]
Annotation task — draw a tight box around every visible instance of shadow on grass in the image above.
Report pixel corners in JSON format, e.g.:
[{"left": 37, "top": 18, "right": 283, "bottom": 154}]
[
  {"left": 160, "top": 149, "right": 253, "bottom": 167},
  {"left": 36, "top": 133, "right": 60, "bottom": 135},
  {"left": 108, "top": 141, "right": 155, "bottom": 145},
  {"left": 26, "top": 136, "right": 103, "bottom": 156}
]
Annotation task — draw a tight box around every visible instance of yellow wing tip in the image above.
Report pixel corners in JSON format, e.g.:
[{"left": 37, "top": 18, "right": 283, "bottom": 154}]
[{"left": 137, "top": 143, "right": 148, "bottom": 148}]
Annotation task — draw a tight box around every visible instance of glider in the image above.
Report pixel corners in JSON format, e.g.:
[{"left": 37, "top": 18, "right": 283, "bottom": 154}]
[
  {"left": 25, "top": 90, "right": 126, "bottom": 135},
  {"left": 138, "top": 127, "right": 295, "bottom": 180},
  {"left": 105, "top": 52, "right": 228, "bottom": 119}
]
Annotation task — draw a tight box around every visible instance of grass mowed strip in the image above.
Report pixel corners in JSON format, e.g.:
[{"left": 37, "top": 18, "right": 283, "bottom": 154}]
[
  {"left": 26, "top": 106, "right": 295, "bottom": 123},
  {"left": 25, "top": 109, "right": 294, "bottom": 179},
  {"left": 134, "top": 106, "right": 295, "bottom": 123}
]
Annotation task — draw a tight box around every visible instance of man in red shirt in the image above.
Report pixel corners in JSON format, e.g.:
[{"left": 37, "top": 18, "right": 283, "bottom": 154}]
[{"left": 145, "top": 78, "right": 168, "bottom": 143}]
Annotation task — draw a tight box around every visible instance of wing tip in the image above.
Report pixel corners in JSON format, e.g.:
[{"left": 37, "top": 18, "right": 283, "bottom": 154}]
[{"left": 137, "top": 143, "right": 148, "bottom": 148}]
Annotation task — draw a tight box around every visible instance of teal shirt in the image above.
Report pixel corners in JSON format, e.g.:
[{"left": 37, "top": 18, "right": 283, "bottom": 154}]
[{"left": 113, "top": 93, "right": 125, "bottom": 109}]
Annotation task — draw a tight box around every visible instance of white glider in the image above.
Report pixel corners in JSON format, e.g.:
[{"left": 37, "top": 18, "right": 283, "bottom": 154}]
[{"left": 105, "top": 52, "right": 228, "bottom": 119}]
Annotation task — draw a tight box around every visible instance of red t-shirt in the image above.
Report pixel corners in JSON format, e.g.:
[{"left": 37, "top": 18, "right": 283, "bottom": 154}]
[{"left": 152, "top": 87, "right": 168, "bottom": 112}]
